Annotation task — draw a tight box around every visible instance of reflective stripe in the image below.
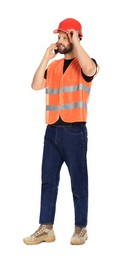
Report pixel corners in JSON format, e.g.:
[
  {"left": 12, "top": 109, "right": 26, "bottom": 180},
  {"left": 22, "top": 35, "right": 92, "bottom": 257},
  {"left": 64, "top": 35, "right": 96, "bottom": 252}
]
[
  {"left": 61, "top": 102, "right": 87, "bottom": 110},
  {"left": 46, "top": 88, "right": 59, "bottom": 94},
  {"left": 77, "top": 29, "right": 82, "bottom": 33},
  {"left": 46, "top": 84, "right": 90, "bottom": 94},
  {"left": 46, "top": 102, "right": 87, "bottom": 111},
  {"left": 60, "top": 84, "right": 90, "bottom": 93},
  {"left": 46, "top": 105, "right": 59, "bottom": 111}
]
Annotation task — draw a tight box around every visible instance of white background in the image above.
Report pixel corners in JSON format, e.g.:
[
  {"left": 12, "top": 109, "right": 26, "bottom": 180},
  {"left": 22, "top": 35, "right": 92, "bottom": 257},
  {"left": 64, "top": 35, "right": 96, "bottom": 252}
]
[{"left": 0, "top": 0, "right": 119, "bottom": 259}]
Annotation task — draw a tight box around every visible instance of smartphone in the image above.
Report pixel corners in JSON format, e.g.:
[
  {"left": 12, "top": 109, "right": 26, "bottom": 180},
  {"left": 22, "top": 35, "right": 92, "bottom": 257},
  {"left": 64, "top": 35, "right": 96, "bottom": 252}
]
[{"left": 54, "top": 48, "right": 58, "bottom": 54}]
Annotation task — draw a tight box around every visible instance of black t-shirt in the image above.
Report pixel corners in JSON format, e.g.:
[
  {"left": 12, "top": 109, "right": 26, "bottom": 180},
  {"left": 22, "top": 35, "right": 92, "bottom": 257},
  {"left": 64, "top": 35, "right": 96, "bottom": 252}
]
[
  {"left": 44, "top": 58, "right": 97, "bottom": 81},
  {"left": 45, "top": 58, "right": 97, "bottom": 125}
]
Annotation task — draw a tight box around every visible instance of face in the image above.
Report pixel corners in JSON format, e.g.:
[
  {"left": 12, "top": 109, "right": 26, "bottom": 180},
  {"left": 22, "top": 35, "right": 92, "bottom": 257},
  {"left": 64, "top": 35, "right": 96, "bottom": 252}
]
[{"left": 57, "top": 31, "right": 73, "bottom": 54}]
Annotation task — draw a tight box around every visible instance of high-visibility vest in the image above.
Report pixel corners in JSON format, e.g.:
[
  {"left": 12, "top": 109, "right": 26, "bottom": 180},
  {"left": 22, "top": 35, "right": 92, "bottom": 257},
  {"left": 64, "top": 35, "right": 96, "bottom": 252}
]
[{"left": 45, "top": 58, "right": 92, "bottom": 124}]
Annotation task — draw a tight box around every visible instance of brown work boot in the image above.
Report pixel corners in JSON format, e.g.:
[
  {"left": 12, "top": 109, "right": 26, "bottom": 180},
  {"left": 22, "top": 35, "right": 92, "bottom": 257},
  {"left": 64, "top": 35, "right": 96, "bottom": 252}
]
[
  {"left": 70, "top": 226, "right": 88, "bottom": 245},
  {"left": 23, "top": 224, "right": 55, "bottom": 245}
]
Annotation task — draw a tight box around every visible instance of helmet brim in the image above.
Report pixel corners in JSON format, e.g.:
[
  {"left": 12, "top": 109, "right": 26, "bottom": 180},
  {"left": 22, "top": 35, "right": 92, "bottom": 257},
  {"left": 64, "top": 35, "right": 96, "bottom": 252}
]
[{"left": 53, "top": 29, "right": 83, "bottom": 37}]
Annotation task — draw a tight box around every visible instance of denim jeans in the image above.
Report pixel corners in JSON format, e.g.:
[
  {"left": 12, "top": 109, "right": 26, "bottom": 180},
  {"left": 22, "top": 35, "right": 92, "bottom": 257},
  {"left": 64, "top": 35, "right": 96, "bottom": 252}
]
[{"left": 39, "top": 124, "right": 88, "bottom": 227}]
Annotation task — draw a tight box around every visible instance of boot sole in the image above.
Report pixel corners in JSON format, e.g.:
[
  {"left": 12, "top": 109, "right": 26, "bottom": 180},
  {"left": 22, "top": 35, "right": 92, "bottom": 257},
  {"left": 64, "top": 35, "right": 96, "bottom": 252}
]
[
  {"left": 23, "top": 236, "right": 56, "bottom": 245},
  {"left": 70, "top": 235, "right": 88, "bottom": 245}
]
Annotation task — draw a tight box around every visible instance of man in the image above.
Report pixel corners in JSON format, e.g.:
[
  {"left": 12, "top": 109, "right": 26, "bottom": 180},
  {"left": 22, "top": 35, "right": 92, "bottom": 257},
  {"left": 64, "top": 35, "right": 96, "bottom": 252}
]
[{"left": 23, "top": 18, "right": 98, "bottom": 245}]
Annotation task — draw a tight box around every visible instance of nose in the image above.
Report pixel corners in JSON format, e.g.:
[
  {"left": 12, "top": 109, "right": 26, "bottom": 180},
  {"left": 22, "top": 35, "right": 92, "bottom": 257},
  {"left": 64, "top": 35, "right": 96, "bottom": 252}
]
[
  {"left": 58, "top": 36, "right": 64, "bottom": 44},
  {"left": 58, "top": 40, "right": 64, "bottom": 48},
  {"left": 58, "top": 39, "right": 62, "bottom": 45}
]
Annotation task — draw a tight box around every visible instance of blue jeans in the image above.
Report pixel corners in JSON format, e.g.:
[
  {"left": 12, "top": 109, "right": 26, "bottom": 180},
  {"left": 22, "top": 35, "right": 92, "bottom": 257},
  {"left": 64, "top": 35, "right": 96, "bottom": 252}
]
[{"left": 39, "top": 124, "right": 88, "bottom": 227}]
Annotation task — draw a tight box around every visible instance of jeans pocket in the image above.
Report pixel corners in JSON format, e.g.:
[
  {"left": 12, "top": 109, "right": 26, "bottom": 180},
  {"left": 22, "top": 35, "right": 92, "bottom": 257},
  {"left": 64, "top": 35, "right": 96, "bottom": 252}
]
[{"left": 64, "top": 126, "right": 84, "bottom": 136}]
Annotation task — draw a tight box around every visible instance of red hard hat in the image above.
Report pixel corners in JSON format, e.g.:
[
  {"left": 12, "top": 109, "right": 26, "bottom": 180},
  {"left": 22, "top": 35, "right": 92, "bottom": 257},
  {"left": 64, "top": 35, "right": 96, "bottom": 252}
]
[{"left": 53, "top": 18, "right": 83, "bottom": 37}]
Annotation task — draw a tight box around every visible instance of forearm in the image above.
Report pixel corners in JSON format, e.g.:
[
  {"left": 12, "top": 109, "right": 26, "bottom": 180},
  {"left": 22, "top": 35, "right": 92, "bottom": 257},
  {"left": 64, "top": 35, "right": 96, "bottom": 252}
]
[
  {"left": 31, "top": 43, "right": 58, "bottom": 90},
  {"left": 74, "top": 41, "right": 96, "bottom": 76},
  {"left": 31, "top": 54, "right": 49, "bottom": 90}
]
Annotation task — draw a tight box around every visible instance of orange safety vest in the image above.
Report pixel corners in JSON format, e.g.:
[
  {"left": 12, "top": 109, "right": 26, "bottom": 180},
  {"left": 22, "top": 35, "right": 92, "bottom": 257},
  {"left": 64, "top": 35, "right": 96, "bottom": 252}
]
[{"left": 45, "top": 58, "right": 92, "bottom": 124}]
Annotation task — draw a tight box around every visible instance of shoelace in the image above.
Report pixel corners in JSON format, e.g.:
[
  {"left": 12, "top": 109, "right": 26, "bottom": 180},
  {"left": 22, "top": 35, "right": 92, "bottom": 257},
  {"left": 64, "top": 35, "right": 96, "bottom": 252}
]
[
  {"left": 73, "top": 227, "right": 86, "bottom": 238},
  {"left": 31, "top": 225, "right": 46, "bottom": 237}
]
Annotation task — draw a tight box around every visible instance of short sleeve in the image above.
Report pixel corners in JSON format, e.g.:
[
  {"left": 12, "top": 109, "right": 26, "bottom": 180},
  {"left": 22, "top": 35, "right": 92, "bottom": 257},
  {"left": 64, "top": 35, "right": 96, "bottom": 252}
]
[{"left": 81, "top": 58, "right": 98, "bottom": 82}]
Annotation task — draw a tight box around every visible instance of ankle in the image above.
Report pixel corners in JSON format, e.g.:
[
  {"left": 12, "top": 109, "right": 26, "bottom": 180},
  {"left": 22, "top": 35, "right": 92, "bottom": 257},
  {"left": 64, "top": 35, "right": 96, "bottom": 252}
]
[{"left": 41, "top": 224, "right": 53, "bottom": 230}]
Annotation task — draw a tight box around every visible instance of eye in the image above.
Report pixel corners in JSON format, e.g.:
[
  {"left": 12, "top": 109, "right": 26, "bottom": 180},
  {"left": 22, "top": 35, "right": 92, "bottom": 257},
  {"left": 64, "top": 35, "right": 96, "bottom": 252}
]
[{"left": 63, "top": 36, "right": 69, "bottom": 41}]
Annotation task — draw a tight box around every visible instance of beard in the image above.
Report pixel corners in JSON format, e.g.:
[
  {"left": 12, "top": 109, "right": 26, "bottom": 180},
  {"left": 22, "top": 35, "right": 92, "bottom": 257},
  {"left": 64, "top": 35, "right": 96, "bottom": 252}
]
[{"left": 58, "top": 42, "right": 73, "bottom": 54}]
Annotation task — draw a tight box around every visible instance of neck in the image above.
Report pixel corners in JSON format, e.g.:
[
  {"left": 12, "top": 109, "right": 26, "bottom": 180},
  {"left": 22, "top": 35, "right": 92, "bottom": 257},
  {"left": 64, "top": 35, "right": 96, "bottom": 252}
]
[{"left": 64, "top": 50, "right": 76, "bottom": 60}]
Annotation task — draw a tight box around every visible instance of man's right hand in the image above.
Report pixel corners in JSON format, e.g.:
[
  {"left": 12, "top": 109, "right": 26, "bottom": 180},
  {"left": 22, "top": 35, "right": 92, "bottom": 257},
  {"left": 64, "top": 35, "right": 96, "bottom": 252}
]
[{"left": 44, "top": 43, "right": 58, "bottom": 60}]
